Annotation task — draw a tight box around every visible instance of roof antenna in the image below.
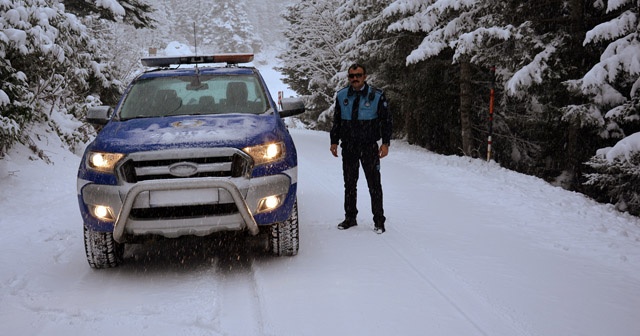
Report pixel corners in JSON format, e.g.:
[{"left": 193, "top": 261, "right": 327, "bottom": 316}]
[
  {"left": 192, "top": 23, "right": 201, "bottom": 86},
  {"left": 193, "top": 22, "right": 198, "bottom": 57}
]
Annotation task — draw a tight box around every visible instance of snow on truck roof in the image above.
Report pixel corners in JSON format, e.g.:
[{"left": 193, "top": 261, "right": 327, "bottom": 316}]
[{"left": 141, "top": 53, "right": 254, "bottom": 67}]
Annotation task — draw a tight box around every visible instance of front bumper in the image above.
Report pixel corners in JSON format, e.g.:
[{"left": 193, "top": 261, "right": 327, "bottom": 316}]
[{"left": 79, "top": 172, "right": 294, "bottom": 243}]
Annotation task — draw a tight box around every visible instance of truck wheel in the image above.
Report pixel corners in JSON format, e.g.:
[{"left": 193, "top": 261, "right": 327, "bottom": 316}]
[
  {"left": 270, "top": 200, "right": 299, "bottom": 256},
  {"left": 83, "top": 226, "right": 124, "bottom": 268}
]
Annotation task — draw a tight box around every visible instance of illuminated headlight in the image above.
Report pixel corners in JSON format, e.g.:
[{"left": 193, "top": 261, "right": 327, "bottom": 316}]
[
  {"left": 257, "top": 195, "right": 284, "bottom": 213},
  {"left": 89, "top": 205, "right": 116, "bottom": 222},
  {"left": 243, "top": 142, "right": 285, "bottom": 166},
  {"left": 87, "top": 152, "right": 124, "bottom": 173}
]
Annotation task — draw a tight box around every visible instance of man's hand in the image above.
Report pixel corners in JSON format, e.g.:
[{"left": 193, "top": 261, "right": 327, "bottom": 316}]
[
  {"left": 379, "top": 144, "right": 389, "bottom": 158},
  {"left": 330, "top": 144, "right": 339, "bottom": 157}
]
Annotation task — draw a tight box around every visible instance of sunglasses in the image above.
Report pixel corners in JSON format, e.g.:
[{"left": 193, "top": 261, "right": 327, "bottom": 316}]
[{"left": 348, "top": 73, "right": 364, "bottom": 79}]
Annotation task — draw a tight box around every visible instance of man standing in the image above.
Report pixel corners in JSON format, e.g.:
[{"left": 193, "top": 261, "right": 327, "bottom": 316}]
[{"left": 330, "top": 64, "right": 392, "bottom": 234}]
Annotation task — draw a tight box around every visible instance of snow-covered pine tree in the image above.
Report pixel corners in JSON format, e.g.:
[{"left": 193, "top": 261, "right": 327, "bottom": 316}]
[
  {"left": 62, "top": 0, "right": 155, "bottom": 28},
  {"left": 170, "top": 0, "right": 262, "bottom": 54},
  {"left": 333, "top": 0, "right": 438, "bottom": 147},
  {"left": 504, "top": 0, "right": 637, "bottom": 189},
  {"left": 277, "top": 0, "right": 346, "bottom": 128},
  {"left": 382, "top": 0, "right": 623, "bottom": 189},
  {"left": 0, "top": 0, "right": 154, "bottom": 158},
  {"left": 334, "top": 0, "right": 394, "bottom": 71},
  {"left": 581, "top": 0, "right": 640, "bottom": 211},
  {"left": 384, "top": 0, "right": 518, "bottom": 157}
]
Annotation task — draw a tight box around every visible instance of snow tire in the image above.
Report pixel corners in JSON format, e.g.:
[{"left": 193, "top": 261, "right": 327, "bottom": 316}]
[
  {"left": 83, "top": 226, "right": 124, "bottom": 269},
  {"left": 270, "top": 200, "right": 299, "bottom": 256}
]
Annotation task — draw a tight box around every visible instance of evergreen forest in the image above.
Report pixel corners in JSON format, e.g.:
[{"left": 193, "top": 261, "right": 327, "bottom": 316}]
[{"left": 1, "top": 0, "right": 639, "bottom": 214}]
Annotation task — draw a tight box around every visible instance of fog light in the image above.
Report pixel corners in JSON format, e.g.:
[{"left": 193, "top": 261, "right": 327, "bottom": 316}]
[
  {"left": 91, "top": 205, "right": 115, "bottom": 222},
  {"left": 264, "top": 196, "right": 279, "bottom": 209},
  {"left": 257, "top": 195, "right": 282, "bottom": 213}
]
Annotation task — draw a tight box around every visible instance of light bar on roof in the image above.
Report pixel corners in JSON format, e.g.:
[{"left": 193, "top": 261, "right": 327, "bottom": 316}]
[{"left": 141, "top": 53, "right": 254, "bottom": 67}]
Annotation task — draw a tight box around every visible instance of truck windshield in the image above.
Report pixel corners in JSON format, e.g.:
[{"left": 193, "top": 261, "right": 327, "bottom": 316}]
[{"left": 118, "top": 74, "right": 269, "bottom": 119}]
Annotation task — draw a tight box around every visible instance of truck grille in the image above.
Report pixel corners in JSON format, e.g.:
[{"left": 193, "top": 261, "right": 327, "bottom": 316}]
[{"left": 118, "top": 149, "right": 251, "bottom": 183}]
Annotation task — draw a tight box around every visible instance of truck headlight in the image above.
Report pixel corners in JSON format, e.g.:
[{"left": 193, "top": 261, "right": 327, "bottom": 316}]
[
  {"left": 243, "top": 142, "right": 285, "bottom": 165},
  {"left": 87, "top": 152, "right": 125, "bottom": 173}
]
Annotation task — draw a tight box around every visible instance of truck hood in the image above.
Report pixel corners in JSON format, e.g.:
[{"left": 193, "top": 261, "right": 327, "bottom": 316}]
[{"left": 92, "top": 114, "right": 280, "bottom": 153}]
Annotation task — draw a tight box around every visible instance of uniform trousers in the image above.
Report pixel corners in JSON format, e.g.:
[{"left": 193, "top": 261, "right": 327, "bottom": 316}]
[{"left": 341, "top": 142, "right": 385, "bottom": 225}]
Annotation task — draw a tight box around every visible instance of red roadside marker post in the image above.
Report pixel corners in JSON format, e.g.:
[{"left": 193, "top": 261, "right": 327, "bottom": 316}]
[{"left": 487, "top": 66, "right": 495, "bottom": 162}]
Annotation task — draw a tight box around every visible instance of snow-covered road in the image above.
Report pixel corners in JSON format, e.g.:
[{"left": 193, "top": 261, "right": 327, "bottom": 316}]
[{"left": 1, "top": 128, "right": 639, "bottom": 335}]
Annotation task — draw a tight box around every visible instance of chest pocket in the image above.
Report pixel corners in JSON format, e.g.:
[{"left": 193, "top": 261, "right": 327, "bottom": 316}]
[{"left": 357, "top": 101, "right": 377, "bottom": 120}]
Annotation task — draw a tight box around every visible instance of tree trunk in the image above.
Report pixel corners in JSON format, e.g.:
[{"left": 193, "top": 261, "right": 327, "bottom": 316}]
[
  {"left": 564, "top": 0, "right": 585, "bottom": 186},
  {"left": 459, "top": 60, "right": 473, "bottom": 157}
]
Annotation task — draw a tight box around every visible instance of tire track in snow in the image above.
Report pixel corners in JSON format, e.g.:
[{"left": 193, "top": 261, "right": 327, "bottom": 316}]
[
  {"left": 123, "top": 236, "right": 268, "bottom": 334},
  {"left": 214, "top": 245, "right": 269, "bottom": 335},
  {"left": 379, "top": 227, "right": 533, "bottom": 336}
]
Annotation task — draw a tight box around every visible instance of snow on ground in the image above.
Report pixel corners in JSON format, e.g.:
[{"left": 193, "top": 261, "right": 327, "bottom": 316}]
[
  {"left": 1, "top": 121, "right": 639, "bottom": 335},
  {"left": 1, "top": 4, "right": 639, "bottom": 331}
]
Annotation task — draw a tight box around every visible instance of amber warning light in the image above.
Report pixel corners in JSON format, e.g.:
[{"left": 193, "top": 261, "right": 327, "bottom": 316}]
[{"left": 141, "top": 53, "right": 254, "bottom": 67}]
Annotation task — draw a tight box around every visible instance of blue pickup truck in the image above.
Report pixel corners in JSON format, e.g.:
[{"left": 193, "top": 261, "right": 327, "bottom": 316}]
[{"left": 77, "top": 54, "right": 304, "bottom": 268}]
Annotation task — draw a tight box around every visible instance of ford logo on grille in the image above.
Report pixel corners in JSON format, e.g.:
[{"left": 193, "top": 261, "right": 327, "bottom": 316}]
[{"left": 168, "top": 162, "right": 199, "bottom": 177}]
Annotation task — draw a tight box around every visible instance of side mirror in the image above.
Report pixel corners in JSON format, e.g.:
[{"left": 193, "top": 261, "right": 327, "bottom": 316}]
[
  {"left": 86, "top": 106, "right": 113, "bottom": 125},
  {"left": 279, "top": 97, "right": 305, "bottom": 118}
]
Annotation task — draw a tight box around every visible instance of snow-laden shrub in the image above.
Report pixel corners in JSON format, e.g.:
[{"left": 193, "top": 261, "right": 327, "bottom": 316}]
[{"left": 585, "top": 132, "right": 640, "bottom": 215}]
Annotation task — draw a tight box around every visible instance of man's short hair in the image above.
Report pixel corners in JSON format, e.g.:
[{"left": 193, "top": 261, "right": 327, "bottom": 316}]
[{"left": 348, "top": 63, "right": 366, "bottom": 75}]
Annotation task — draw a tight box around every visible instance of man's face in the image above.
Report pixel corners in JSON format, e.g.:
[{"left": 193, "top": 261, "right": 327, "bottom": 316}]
[{"left": 348, "top": 67, "right": 366, "bottom": 91}]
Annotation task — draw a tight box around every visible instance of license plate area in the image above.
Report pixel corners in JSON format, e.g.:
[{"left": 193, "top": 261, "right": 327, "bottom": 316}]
[{"left": 149, "top": 188, "right": 219, "bottom": 207}]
